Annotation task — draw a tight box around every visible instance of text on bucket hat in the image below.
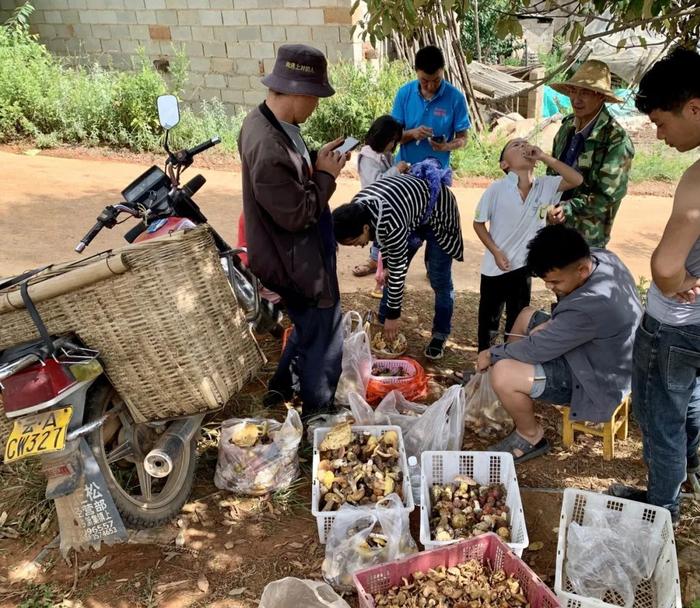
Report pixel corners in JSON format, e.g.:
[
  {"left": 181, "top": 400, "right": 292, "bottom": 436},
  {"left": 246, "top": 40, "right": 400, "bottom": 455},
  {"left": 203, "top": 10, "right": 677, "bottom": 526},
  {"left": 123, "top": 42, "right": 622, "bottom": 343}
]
[{"left": 261, "top": 44, "right": 335, "bottom": 98}]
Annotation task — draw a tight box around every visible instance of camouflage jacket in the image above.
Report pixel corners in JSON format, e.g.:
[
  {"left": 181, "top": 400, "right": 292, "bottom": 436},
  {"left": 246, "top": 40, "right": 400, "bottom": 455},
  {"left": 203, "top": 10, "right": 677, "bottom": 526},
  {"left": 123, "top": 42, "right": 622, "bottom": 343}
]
[{"left": 548, "top": 106, "right": 634, "bottom": 248}]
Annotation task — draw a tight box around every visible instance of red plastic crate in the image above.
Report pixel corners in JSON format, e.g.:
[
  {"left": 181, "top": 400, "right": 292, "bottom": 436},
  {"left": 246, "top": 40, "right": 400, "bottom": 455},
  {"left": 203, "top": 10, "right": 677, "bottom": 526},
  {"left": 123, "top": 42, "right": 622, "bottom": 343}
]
[{"left": 354, "top": 533, "right": 560, "bottom": 608}]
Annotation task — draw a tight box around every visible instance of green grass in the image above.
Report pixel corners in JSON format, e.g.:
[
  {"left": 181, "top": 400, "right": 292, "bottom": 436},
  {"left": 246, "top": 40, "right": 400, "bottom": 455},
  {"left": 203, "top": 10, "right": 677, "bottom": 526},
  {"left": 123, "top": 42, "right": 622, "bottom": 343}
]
[{"left": 631, "top": 144, "right": 697, "bottom": 183}]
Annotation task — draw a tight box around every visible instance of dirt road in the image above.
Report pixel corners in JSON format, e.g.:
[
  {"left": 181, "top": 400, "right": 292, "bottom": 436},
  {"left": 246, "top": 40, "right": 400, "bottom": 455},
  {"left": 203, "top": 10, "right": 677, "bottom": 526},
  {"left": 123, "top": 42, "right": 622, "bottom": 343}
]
[{"left": 0, "top": 150, "right": 673, "bottom": 288}]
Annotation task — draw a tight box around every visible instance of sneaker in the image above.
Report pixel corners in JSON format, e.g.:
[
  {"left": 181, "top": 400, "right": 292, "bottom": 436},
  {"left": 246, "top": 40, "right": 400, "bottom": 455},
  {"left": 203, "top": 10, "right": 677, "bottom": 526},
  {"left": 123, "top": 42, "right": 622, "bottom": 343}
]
[
  {"left": 607, "top": 484, "right": 680, "bottom": 525},
  {"left": 424, "top": 337, "right": 445, "bottom": 360},
  {"left": 262, "top": 389, "right": 292, "bottom": 408},
  {"left": 607, "top": 483, "right": 648, "bottom": 503}
]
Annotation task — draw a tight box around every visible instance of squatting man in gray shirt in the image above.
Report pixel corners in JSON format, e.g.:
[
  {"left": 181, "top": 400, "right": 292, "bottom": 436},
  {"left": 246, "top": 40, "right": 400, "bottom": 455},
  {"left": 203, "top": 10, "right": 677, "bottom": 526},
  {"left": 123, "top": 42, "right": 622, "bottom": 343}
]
[{"left": 476, "top": 224, "right": 642, "bottom": 463}]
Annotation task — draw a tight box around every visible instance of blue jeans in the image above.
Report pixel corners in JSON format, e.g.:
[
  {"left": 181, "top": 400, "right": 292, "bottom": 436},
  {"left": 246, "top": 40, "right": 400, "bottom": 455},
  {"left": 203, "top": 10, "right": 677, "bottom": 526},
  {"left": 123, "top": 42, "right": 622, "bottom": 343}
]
[
  {"left": 269, "top": 300, "right": 343, "bottom": 418},
  {"left": 378, "top": 226, "right": 454, "bottom": 340},
  {"left": 632, "top": 313, "right": 700, "bottom": 519}
]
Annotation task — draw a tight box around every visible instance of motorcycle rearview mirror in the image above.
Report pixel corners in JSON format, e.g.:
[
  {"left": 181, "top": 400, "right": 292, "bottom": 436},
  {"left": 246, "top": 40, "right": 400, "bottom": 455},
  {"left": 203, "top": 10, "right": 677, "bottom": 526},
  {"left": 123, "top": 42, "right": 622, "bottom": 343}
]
[{"left": 157, "top": 95, "right": 180, "bottom": 130}]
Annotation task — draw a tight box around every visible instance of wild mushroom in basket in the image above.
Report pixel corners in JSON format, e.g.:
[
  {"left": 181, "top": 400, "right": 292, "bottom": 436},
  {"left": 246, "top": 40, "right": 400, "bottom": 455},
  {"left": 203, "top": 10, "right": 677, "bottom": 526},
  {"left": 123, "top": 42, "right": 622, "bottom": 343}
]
[
  {"left": 372, "top": 560, "right": 528, "bottom": 607},
  {"left": 430, "top": 476, "right": 511, "bottom": 543},
  {"left": 317, "top": 425, "right": 404, "bottom": 511}
]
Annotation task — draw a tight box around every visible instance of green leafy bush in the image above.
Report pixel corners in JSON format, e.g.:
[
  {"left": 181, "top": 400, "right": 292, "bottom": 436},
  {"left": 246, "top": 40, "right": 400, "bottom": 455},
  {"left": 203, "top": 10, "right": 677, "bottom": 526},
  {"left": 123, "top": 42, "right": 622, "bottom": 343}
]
[{"left": 302, "top": 60, "right": 412, "bottom": 148}]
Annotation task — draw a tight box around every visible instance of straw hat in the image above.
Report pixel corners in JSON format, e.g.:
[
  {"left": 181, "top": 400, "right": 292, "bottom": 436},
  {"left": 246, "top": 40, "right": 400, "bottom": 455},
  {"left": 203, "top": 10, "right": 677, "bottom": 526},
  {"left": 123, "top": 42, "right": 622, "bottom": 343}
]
[{"left": 550, "top": 60, "right": 623, "bottom": 104}]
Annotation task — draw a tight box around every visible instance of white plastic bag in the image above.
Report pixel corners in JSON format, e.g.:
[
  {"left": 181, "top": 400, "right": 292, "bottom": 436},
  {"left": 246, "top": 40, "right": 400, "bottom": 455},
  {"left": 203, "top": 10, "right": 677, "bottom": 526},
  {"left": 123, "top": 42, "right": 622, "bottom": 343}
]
[
  {"left": 259, "top": 577, "right": 350, "bottom": 608},
  {"left": 305, "top": 408, "right": 353, "bottom": 443},
  {"left": 565, "top": 507, "right": 664, "bottom": 607},
  {"left": 322, "top": 493, "right": 417, "bottom": 590},
  {"left": 348, "top": 385, "right": 466, "bottom": 459},
  {"left": 334, "top": 311, "right": 373, "bottom": 406},
  {"left": 214, "top": 409, "right": 302, "bottom": 496},
  {"left": 464, "top": 370, "right": 513, "bottom": 437}
]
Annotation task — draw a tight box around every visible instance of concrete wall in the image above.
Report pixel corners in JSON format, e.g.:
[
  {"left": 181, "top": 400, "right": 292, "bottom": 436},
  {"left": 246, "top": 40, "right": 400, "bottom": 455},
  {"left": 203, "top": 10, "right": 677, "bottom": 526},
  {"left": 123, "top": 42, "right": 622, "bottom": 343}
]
[{"left": 0, "top": 0, "right": 362, "bottom": 109}]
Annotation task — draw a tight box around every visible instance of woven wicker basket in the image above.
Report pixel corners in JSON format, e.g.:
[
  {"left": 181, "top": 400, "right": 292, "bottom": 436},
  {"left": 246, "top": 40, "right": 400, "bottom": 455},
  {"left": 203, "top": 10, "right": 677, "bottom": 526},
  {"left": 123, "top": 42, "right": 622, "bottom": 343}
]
[{"left": 0, "top": 227, "right": 265, "bottom": 424}]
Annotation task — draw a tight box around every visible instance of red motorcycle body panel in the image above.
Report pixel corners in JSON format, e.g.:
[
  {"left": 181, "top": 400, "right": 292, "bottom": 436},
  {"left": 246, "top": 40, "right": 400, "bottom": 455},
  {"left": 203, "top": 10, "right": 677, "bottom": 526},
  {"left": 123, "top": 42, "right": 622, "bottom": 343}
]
[{"left": 134, "top": 217, "right": 196, "bottom": 243}]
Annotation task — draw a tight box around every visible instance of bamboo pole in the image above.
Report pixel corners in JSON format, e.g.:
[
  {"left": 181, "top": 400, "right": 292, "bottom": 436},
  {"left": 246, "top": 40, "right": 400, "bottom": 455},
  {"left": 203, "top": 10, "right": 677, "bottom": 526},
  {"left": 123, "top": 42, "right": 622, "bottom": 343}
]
[{"left": 0, "top": 255, "right": 130, "bottom": 314}]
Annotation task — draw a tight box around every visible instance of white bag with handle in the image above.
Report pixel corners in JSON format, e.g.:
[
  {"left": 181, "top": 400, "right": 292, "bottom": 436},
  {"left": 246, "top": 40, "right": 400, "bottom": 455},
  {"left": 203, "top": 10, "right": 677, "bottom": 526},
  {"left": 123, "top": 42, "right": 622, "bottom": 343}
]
[
  {"left": 259, "top": 577, "right": 351, "bottom": 608},
  {"left": 334, "top": 311, "right": 372, "bottom": 406}
]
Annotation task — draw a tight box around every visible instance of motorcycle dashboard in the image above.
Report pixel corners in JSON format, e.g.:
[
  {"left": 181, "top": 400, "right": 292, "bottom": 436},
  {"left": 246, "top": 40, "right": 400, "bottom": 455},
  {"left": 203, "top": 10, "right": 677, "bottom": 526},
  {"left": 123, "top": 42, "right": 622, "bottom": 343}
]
[{"left": 122, "top": 165, "right": 171, "bottom": 206}]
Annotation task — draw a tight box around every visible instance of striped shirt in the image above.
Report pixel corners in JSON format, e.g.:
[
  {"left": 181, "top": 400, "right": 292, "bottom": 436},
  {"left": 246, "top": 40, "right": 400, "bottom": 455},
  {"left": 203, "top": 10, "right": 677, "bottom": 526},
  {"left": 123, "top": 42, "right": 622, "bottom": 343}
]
[{"left": 351, "top": 175, "right": 464, "bottom": 317}]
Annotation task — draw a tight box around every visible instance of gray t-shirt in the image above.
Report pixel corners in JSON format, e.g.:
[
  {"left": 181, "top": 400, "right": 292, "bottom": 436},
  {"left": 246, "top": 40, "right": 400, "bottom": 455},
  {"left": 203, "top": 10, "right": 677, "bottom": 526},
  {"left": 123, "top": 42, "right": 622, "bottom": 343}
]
[
  {"left": 474, "top": 172, "right": 563, "bottom": 276},
  {"left": 279, "top": 120, "right": 311, "bottom": 168},
  {"left": 647, "top": 237, "right": 700, "bottom": 326},
  {"left": 490, "top": 249, "right": 642, "bottom": 422}
]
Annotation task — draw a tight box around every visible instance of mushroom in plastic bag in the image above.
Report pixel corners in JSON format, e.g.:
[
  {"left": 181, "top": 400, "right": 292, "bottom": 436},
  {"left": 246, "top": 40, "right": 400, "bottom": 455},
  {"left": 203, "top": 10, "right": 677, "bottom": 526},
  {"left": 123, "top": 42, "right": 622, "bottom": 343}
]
[
  {"left": 214, "top": 408, "right": 302, "bottom": 496},
  {"left": 259, "top": 577, "right": 350, "bottom": 608},
  {"left": 464, "top": 370, "right": 513, "bottom": 437},
  {"left": 322, "top": 493, "right": 417, "bottom": 591}
]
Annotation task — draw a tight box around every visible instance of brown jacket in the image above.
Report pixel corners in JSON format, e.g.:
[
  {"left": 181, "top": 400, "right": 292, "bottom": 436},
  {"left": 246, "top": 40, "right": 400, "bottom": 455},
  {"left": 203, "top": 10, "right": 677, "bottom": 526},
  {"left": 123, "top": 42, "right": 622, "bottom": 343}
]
[{"left": 238, "top": 103, "right": 339, "bottom": 308}]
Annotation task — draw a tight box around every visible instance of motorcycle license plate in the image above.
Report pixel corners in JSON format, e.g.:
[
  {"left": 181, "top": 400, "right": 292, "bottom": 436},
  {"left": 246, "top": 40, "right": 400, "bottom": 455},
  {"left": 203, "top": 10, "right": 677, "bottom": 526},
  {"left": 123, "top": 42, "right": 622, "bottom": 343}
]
[{"left": 4, "top": 407, "right": 73, "bottom": 464}]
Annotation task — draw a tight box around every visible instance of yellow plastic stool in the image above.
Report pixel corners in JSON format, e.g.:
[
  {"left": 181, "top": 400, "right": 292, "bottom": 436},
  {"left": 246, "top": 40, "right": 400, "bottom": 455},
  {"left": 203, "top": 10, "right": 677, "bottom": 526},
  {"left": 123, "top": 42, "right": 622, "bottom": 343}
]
[{"left": 561, "top": 395, "right": 631, "bottom": 461}]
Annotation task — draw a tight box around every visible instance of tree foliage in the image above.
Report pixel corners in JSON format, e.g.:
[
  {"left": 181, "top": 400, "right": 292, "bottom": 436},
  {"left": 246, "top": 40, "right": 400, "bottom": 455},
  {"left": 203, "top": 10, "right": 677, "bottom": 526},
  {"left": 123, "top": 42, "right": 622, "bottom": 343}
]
[{"left": 353, "top": 0, "right": 700, "bottom": 51}]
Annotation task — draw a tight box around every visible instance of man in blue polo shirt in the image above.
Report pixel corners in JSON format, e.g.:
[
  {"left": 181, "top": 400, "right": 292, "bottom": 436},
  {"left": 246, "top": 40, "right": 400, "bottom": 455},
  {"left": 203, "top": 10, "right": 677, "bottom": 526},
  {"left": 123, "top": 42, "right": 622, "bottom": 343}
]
[{"left": 392, "top": 45, "right": 470, "bottom": 168}]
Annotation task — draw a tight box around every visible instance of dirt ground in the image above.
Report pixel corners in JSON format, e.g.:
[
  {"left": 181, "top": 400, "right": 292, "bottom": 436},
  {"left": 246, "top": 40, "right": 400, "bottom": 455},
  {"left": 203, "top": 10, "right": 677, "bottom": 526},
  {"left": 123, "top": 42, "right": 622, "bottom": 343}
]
[
  {"left": 0, "top": 147, "right": 675, "bottom": 288},
  {"left": 0, "top": 148, "right": 697, "bottom": 607}
]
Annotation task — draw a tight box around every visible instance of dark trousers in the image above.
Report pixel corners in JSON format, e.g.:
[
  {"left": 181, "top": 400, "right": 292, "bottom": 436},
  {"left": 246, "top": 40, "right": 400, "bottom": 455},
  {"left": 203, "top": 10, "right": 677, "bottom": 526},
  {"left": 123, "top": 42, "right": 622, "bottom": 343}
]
[
  {"left": 477, "top": 267, "right": 531, "bottom": 351},
  {"left": 269, "top": 300, "right": 343, "bottom": 418}
]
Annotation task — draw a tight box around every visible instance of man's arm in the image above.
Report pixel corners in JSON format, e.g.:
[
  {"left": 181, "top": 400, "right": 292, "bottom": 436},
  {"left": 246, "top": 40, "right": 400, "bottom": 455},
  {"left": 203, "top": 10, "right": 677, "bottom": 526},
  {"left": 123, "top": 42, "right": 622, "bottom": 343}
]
[
  {"left": 651, "top": 162, "right": 700, "bottom": 295},
  {"left": 562, "top": 135, "right": 634, "bottom": 221},
  {"left": 250, "top": 156, "right": 335, "bottom": 232},
  {"left": 490, "top": 308, "right": 597, "bottom": 364},
  {"left": 249, "top": 140, "right": 344, "bottom": 233}
]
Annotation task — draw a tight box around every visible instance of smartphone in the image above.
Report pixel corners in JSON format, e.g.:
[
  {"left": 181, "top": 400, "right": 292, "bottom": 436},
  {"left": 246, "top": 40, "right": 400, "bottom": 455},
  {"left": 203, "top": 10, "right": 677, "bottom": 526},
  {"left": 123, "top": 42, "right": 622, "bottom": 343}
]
[
  {"left": 430, "top": 135, "right": 445, "bottom": 143},
  {"left": 334, "top": 136, "right": 361, "bottom": 155}
]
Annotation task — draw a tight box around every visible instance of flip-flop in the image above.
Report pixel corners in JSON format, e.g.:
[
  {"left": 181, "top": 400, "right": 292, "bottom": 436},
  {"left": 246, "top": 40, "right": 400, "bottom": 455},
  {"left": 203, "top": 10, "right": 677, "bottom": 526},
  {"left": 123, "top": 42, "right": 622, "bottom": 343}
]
[
  {"left": 453, "top": 369, "right": 475, "bottom": 385},
  {"left": 370, "top": 289, "right": 383, "bottom": 299},
  {"left": 352, "top": 262, "right": 377, "bottom": 277},
  {"left": 488, "top": 431, "right": 550, "bottom": 464}
]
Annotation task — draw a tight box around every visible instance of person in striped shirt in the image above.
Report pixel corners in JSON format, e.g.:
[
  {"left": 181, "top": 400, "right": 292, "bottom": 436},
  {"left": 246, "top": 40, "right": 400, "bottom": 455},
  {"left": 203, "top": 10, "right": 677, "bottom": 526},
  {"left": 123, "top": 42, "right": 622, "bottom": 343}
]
[{"left": 333, "top": 164, "right": 464, "bottom": 359}]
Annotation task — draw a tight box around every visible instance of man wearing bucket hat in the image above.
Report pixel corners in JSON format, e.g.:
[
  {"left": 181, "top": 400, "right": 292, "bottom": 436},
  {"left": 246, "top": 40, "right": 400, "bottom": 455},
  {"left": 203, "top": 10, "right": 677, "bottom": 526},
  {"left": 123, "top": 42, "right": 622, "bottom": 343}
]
[
  {"left": 239, "top": 44, "right": 348, "bottom": 419},
  {"left": 547, "top": 60, "right": 634, "bottom": 248}
]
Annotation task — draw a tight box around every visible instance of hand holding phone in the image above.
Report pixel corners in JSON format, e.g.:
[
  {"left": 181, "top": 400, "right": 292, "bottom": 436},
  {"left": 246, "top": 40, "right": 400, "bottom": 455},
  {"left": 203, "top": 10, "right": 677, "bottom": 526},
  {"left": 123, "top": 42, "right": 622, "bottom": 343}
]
[
  {"left": 334, "top": 136, "right": 360, "bottom": 155},
  {"left": 430, "top": 135, "right": 445, "bottom": 143}
]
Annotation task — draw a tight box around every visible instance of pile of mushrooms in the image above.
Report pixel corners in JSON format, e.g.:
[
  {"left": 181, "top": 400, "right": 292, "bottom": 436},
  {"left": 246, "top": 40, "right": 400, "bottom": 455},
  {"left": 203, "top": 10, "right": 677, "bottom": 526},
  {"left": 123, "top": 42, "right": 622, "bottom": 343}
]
[
  {"left": 430, "top": 476, "right": 511, "bottom": 543},
  {"left": 317, "top": 422, "right": 404, "bottom": 511},
  {"left": 372, "top": 560, "right": 529, "bottom": 607}
]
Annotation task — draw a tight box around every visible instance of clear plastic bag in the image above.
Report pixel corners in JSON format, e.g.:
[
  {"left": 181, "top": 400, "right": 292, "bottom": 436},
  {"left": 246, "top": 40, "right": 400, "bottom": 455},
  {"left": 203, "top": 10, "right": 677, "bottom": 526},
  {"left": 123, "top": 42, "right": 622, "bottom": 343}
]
[
  {"left": 464, "top": 370, "right": 513, "bottom": 437},
  {"left": 322, "top": 493, "right": 417, "bottom": 590},
  {"left": 259, "top": 577, "right": 350, "bottom": 608},
  {"left": 334, "top": 311, "right": 373, "bottom": 406},
  {"left": 214, "top": 409, "right": 302, "bottom": 496},
  {"left": 305, "top": 408, "right": 353, "bottom": 444},
  {"left": 348, "top": 385, "right": 465, "bottom": 459},
  {"left": 565, "top": 507, "right": 665, "bottom": 607}
]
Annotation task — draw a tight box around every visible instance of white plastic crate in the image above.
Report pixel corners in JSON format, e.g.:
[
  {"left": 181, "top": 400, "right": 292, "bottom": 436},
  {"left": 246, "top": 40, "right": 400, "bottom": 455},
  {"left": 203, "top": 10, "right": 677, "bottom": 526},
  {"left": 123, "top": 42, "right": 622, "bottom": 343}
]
[
  {"left": 311, "top": 425, "right": 415, "bottom": 544},
  {"left": 419, "top": 451, "right": 528, "bottom": 557},
  {"left": 555, "top": 488, "right": 682, "bottom": 608}
]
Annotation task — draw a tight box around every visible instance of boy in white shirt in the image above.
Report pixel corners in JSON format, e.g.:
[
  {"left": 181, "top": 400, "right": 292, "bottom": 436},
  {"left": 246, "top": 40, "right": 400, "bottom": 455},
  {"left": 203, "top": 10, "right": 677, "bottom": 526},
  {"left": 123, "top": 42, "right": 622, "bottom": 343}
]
[{"left": 473, "top": 138, "right": 583, "bottom": 351}]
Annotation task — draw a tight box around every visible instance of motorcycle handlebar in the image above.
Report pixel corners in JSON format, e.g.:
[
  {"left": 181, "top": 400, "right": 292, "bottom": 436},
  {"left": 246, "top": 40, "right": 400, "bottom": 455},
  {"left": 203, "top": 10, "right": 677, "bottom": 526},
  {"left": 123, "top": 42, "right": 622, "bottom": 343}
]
[
  {"left": 186, "top": 136, "right": 221, "bottom": 158},
  {"left": 75, "top": 221, "right": 104, "bottom": 253}
]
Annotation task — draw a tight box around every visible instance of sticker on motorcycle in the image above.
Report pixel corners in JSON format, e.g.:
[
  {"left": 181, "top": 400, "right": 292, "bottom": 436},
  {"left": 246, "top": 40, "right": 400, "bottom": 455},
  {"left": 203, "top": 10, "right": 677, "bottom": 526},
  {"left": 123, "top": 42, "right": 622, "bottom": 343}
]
[{"left": 4, "top": 407, "right": 73, "bottom": 464}]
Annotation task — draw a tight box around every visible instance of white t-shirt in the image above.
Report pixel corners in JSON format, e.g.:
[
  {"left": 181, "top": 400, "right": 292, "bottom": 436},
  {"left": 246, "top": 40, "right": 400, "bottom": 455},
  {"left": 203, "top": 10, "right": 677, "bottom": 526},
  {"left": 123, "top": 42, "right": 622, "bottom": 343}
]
[{"left": 475, "top": 172, "right": 563, "bottom": 276}]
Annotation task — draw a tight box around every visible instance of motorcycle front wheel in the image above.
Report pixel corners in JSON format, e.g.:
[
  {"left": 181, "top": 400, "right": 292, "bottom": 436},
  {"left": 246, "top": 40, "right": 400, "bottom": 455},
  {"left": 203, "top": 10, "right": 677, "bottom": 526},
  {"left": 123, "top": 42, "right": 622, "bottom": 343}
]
[{"left": 85, "top": 379, "right": 197, "bottom": 528}]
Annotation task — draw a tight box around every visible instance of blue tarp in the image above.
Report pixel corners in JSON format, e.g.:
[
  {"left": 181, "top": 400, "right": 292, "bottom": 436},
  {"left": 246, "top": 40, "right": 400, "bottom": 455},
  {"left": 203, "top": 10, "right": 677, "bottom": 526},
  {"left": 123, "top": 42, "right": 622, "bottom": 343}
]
[{"left": 542, "top": 86, "right": 639, "bottom": 119}]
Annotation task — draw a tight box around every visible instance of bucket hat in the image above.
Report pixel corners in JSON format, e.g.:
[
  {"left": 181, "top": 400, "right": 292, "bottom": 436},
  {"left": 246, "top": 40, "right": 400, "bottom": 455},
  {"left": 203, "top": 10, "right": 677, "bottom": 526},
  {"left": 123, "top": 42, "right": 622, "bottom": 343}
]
[
  {"left": 261, "top": 44, "right": 335, "bottom": 98},
  {"left": 550, "top": 60, "right": 623, "bottom": 104}
]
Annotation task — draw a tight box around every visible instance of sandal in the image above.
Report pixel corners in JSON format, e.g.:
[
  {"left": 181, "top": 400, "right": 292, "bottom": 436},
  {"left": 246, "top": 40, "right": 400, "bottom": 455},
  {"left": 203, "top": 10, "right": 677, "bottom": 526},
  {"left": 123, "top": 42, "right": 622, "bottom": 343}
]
[
  {"left": 352, "top": 261, "right": 377, "bottom": 277},
  {"left": 370, "top": 289, "right": 383, "bottom": 299},
  {"left": 454, "top": 369, "right": 475, "bottom": 385},
  {"left": 488, "top": 431, "right": 550, "bottom": 464}
]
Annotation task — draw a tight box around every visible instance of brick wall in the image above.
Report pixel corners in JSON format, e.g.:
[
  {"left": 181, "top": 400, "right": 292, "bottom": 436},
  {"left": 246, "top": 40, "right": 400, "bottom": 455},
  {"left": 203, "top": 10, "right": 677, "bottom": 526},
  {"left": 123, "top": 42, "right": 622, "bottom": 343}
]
[{"left": 0, "top": 0, "right": 362, "bottom": 109}]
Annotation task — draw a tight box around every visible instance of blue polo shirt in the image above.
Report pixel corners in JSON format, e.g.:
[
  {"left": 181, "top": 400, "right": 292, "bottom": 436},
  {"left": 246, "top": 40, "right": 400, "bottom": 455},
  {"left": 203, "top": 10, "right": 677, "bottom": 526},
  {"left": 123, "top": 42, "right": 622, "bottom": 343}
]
[{"left": 391, "top": 79, "right": 470, "bottom": 168}]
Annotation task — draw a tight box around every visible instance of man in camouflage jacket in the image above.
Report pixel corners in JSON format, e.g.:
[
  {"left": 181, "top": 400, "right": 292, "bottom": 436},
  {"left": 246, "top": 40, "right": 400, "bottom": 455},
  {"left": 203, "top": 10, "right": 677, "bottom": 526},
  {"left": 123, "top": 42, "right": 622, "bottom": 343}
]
[{"left": 548, "top": 61, "right": 635, "bottom": 248}]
